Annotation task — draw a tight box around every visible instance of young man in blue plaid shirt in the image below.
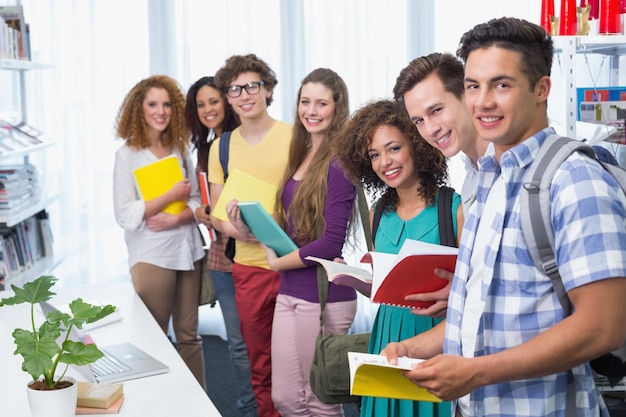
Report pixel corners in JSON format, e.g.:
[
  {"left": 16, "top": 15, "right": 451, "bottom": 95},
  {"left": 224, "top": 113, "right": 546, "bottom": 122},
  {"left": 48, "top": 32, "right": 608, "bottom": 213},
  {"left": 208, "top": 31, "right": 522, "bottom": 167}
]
[{"left": 382, "top": 17, "right": 626, "bottom": 417}]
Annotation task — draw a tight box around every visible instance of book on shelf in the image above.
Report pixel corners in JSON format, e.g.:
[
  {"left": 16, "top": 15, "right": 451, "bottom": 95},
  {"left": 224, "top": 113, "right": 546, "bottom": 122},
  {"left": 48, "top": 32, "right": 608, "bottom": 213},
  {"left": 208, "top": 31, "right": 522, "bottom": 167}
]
[
  {"left": 132, "top": 155, "right": 186, "bottom": 215},
  {"left": 212, "top": 169, "right": 277, "bottom": 222},
  {"left": 348, "top": 352, "right": 441, "bottom": 402},
  {"left": 0, "top": 5, "right": 30, "bottom": 60},
  {"left": 198, "top": 172, "right": 216, "bottom": 242},
  {"left": 307, "top": 239, "right": 457, "bottom": 309},
  {"left": 37, "top": 210, "right": 54, "bottom": 258},
  {"left": 237, "top": 201, "right": 298, "bottom": 256}
]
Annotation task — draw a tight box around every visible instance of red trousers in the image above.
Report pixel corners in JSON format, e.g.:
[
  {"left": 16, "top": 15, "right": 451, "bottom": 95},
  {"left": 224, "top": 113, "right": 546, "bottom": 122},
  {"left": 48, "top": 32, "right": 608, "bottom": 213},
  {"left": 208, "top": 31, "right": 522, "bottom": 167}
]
[{"left": 232, "top": 263, "right": 281, "bottom": 417}]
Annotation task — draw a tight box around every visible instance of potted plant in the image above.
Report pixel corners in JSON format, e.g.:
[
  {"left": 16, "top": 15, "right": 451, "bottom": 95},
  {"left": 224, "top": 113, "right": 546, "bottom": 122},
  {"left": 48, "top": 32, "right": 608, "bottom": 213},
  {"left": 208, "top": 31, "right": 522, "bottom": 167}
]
[{"left": 0, "top": 275, "right": 116, "bottom": 417}]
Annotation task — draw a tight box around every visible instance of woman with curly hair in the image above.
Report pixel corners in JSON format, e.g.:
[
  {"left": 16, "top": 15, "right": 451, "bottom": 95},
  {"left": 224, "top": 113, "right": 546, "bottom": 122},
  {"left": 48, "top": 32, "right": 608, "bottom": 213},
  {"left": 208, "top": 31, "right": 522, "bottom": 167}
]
[
  {"left": 333, "top": 99, "right": 463, "bottom": 417},
  {"left": 113, "top": 75, "right": 206, "bottom": 389}
]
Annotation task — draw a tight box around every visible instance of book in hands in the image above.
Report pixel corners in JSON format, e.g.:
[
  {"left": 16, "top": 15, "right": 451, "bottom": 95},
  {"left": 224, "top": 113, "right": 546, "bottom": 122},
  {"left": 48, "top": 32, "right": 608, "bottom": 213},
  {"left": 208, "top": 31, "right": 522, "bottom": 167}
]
[
  {"left": 133, "top": 155, "right": 186, "bottom": 215},
  {"left": 237, "top": 201, "right": 298, "bottom": 256},
  {"left": 304, "top": 256, "right": 374, "bottom": 297},
  {"left": 368, "top": 239, "right": 457, "bottom": 309},
  {"left": 307, "top": 239, "right": 457, "bottom": 309},
  {"left": 348, "top": 352, "right": 441, "bottom": 402},
  {"left": 212, "top": 169, "right": 278, "bottom": 221}
]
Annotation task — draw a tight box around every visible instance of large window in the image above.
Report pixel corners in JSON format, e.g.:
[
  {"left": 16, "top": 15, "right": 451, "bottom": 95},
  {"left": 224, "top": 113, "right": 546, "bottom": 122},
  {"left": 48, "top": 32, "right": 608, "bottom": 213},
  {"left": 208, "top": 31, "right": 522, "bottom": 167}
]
[{"left": 1, "top": 0, "right": 539, "bottom": 288}]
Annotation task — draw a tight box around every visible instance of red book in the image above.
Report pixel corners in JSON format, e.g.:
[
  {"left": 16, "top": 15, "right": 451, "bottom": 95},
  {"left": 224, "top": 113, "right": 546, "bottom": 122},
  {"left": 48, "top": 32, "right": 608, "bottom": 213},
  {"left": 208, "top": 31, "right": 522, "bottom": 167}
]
[
  {"left": 198, "top": 172, "right": 216, "bottom": 241},
  {"left": 307, "top": 239, "right": 458, "bottom": 309}
]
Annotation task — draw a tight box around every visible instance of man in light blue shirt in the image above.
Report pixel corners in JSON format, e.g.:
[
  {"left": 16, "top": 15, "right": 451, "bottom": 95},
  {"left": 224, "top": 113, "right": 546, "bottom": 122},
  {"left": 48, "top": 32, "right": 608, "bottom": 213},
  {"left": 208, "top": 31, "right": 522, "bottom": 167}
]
[{"left": 383, "top": 17, "right": 626, "bottom": 417}]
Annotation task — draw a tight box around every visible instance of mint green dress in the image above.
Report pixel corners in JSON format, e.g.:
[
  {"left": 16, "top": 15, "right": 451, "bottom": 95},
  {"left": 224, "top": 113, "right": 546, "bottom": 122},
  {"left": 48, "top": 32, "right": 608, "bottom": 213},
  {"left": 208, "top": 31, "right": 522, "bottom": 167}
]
[{"left": 360, "top": 190, "right": 461, "bottom": 417}]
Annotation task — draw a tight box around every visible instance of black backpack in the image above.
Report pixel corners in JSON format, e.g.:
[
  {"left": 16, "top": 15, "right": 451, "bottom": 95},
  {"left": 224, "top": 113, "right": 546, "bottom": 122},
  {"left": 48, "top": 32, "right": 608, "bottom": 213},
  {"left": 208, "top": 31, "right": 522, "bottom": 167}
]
[{"left": 218, "top": 131, "right": 236, "bottom": 261}]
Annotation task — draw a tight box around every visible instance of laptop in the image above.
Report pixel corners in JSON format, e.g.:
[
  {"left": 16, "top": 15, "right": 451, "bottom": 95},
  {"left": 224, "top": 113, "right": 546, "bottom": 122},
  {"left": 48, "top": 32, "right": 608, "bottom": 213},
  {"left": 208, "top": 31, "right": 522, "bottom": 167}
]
[{"left": 40, "top": 301, "right": 169, "bottom": 383}]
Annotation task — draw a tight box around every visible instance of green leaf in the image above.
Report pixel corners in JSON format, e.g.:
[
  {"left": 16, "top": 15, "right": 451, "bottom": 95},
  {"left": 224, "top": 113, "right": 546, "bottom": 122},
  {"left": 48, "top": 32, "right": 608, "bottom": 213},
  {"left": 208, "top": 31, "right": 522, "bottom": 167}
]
[
  {"left": 13, "top": 322, "right": 61, "bottom": 381},
  {"left": 0, "top": 275, "right": 58, "bottom": 306},
  {"left": 67, "top": 298, "right": 116, "bottom": 327},
  {"left": 59, "top": 340, "right": 104, "bottom": 366}
]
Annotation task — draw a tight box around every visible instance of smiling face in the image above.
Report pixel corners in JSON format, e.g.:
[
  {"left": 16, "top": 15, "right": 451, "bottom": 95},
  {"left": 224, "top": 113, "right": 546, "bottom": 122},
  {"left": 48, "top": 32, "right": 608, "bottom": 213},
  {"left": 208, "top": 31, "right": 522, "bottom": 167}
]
[
  {"left": 403, "top": 74, "right": 476, "bottom": 159},
  {"left": 298, "top": 82, "right": 335, "bottom": 138},
  {"left": 464, "top": 46, "right": 550, "bottom": 155},
  {"left": 142, "top": 87, "right": 171, "bottom": 137},
  {"left": 196, "top": 85, "right": 225, "bottom": 134},
  {"left": 225, "top": 71, "right": 271, "bottom": 121},
  {"left": 368, "top": 125, "right": 419, "bottom": 191}
]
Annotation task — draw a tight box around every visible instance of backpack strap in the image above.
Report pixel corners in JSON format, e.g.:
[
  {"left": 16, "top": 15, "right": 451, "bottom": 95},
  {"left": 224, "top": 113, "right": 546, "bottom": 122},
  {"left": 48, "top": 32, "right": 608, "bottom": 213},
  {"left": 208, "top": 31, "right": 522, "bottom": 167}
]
[
  {"left": 371, "top": 200, "right": 384, "bottom": 245},
  {"left": 520, "top": 135, "right": 626, "bottom": 315},
  {"left": 218, "top": 130, "right": 235, "bottom": 261},
  {"left": 357, "top": 187, "right": 373, "bottom": 252},
  {"left": 438, "top": 186, "right": 456, "bottom": 248},
  {"left": 371, "top": 186, "right": 456, "bottom": 247},
  {"left": 219, "top": 131, "right": 232, "bottom": 181}
]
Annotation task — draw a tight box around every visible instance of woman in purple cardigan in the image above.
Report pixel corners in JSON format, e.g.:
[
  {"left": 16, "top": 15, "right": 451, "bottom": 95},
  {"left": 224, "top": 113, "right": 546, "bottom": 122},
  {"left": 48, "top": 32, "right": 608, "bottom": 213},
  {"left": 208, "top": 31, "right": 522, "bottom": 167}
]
[{"left": 263, "top": 68, "right": 357, "bottom": 416}]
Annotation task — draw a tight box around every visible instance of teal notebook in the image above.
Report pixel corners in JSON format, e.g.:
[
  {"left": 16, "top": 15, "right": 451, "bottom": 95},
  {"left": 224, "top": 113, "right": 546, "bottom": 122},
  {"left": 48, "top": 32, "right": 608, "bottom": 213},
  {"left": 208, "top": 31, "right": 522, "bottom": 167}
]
[{"left": 238, "top": 201, "right": 298, "bottom": 256}]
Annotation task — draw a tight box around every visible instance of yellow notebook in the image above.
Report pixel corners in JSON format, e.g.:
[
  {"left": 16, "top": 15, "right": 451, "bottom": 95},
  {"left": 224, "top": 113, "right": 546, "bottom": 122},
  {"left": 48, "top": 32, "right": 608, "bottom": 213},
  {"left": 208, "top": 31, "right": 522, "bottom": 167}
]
[
  {"left": 348, "top": 352, "right": 441, "bottom": 402},
  {"left": 212, "top": 169, "right": 278, "bottom": 221},
  {"left": 133, "top": 155, "right": 186, "bottom": 215}
]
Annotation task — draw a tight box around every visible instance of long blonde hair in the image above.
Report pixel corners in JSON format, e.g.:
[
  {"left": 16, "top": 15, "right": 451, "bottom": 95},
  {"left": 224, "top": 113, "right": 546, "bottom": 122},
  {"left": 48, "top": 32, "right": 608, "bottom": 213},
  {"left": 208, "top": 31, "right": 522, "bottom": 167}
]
[{"left": 276, "top": 68, "right": 350, "bottom": 244}]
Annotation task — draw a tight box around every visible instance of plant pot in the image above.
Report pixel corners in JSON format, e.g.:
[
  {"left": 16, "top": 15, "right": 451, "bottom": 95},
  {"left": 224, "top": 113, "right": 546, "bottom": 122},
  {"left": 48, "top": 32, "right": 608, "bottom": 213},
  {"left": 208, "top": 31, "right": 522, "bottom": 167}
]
[{"left": 26, "top": 376, "right": 77, "bottom": 417}]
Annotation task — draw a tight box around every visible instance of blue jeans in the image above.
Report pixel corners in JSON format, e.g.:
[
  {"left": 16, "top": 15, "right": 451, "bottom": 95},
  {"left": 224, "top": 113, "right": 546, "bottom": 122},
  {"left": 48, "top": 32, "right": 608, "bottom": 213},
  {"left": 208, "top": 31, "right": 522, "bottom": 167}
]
[{"left": 211, "top": 270, "right": 257, "bottom": 416}]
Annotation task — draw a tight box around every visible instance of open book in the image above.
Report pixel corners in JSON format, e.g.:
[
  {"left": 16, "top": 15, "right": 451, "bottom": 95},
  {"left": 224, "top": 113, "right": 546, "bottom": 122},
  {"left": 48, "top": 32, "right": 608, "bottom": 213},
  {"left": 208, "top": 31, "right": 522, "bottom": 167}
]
[
  {"left": 348, "top": 352, "right": 441, "bottom": 402},
  {"left": 304, "top": 256, "right": 375, "bottom": 296},
  {"left": 306, "top": 239, "right": 457, "bottom": 308}
]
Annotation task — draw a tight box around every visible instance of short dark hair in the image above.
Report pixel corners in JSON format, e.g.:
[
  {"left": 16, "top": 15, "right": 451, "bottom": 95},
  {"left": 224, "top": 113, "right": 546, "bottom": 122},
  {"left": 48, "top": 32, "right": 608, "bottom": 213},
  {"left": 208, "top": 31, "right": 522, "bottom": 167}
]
[
  {"left": 393, "top": 52, "right": 465, "bottom": 103},
  {"left": 456, "top": 17, "right": 553, "bottom": 90},
  {"left": 214, "top": 54, "right": 278, "bottom": 106}
]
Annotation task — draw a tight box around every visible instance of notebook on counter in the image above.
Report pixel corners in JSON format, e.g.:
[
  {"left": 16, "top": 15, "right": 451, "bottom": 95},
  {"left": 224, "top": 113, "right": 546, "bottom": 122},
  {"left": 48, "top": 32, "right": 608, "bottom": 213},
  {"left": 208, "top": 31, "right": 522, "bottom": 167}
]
[{"left": 40, "top": 301, "right": 169, "bottom": 383}]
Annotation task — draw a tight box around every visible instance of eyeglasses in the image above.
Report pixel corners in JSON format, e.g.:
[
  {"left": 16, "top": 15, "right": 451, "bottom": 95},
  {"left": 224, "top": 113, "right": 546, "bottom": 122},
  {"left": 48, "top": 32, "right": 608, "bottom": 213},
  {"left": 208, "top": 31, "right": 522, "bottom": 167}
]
[{"left": 226, "top": 81, "right": 265, "bottom": 98}]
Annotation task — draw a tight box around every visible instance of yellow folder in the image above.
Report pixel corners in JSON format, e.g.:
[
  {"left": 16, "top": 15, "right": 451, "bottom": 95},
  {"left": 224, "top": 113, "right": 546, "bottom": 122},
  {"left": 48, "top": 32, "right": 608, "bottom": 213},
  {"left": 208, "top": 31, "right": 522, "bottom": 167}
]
[
  {"left": 212, "top": 169, "right": 278, "bottom": 222},
  {"left": 133, "top": 155, "right": 186, "bottom": 215}
]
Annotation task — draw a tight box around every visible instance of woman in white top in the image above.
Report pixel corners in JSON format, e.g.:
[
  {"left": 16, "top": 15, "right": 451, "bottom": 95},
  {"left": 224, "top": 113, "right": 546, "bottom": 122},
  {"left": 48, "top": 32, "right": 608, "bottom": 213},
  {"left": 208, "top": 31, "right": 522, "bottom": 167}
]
[{"left": 113, "top": 75, "right": 206, "bottom": 389}]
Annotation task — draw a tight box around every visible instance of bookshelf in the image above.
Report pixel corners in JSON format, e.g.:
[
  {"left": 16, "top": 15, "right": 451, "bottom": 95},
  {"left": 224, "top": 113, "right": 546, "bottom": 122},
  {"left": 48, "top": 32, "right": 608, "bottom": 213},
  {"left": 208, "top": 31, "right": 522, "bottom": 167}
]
[
  {"left": 0, "top": 7, "right": 58, "bottom": 291},
  {"left": 552, "top": 35, "right": 626, "bottom": 146}
]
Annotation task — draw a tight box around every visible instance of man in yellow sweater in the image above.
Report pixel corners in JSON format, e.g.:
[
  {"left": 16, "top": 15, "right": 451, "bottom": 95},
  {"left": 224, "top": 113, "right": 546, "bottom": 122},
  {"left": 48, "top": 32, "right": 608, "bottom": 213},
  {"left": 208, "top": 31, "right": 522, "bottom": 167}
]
[{"left": 209, "top": 54, "right": 291, "bottom": 417}]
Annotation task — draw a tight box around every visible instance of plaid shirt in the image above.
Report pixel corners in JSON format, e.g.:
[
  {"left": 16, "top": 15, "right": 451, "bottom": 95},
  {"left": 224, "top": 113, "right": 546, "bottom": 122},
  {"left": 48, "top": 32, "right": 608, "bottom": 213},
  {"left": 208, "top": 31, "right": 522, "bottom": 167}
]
[
  {"left": 444, "top": 127, "right": 626, "bottom": 417},
  {"left": 206, "top": 231, "right": 233, "bottom": 272}
]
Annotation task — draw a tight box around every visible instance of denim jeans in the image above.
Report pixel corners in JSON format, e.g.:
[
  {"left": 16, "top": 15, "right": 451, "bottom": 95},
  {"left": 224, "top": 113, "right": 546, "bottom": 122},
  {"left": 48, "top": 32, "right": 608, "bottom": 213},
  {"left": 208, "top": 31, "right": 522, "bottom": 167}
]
[{"left": 211, "top": 270, "right": 257, "bottom": 415}]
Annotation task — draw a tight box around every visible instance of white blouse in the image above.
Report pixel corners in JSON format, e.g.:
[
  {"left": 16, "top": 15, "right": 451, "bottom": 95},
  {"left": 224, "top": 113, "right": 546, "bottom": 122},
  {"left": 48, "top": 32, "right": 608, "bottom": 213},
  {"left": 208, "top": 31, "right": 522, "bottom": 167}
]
[{"left": 113, "top": 144, "right": 204, "bottom": 271}]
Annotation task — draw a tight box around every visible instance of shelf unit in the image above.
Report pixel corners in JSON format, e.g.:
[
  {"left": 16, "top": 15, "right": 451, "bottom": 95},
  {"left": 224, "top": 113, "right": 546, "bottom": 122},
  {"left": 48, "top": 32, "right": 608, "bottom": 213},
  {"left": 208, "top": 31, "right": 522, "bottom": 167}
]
[
  {"left": 0, "top": 56, "right": 59, "bottom": 289},
  {"left": 553, "top": 35, "right": 626, "bottom": 140}
]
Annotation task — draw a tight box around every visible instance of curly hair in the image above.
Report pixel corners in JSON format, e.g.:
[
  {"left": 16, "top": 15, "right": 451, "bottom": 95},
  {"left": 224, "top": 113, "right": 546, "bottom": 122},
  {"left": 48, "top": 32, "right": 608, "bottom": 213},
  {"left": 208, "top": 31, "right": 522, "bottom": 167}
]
[
  {"left": 456, "top": 17, "right": 553, "bottom": 90},
  {"left": 275, "top": 68, "right": 350, "bottom": 244},
  {"left": 115, "top": 75, "right": 189, "bottom": 155},
  {"left": 214, "top": 54, "right": 278, "bottom": 106},
  {"left": 184, "top": 76, "right": 240, "bottom": 172},
  {"left": 333, "top": 99, "right": 448, "bottom": 213}
]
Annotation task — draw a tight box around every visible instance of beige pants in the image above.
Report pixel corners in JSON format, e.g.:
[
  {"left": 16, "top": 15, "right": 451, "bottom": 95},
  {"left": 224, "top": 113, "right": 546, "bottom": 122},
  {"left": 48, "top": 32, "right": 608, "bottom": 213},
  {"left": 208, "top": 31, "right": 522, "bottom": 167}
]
[{"left": 130, "top": 261, "right": 205, "bottom": 389}]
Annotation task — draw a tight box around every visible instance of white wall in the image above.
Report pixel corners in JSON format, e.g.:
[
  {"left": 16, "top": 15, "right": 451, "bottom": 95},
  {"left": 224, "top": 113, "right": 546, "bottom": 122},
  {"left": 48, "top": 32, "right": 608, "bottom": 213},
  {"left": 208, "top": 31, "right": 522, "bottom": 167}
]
[{"left": 432, "top": 1, "right": 541, "bottom": 191}]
